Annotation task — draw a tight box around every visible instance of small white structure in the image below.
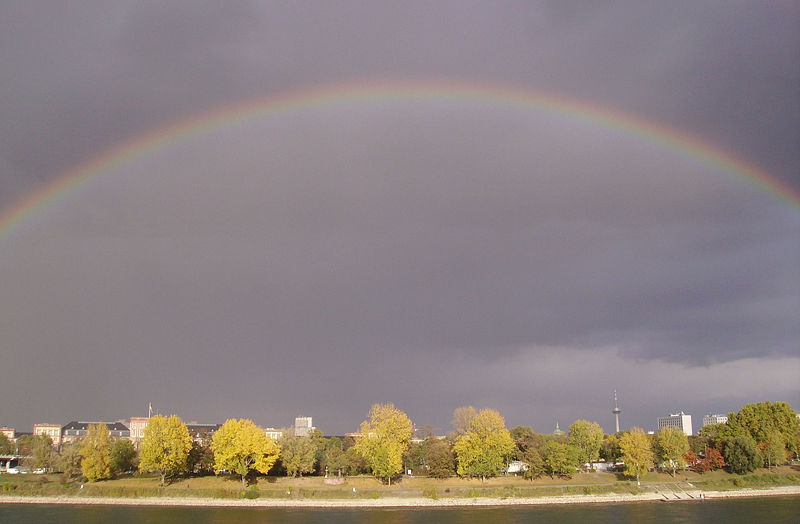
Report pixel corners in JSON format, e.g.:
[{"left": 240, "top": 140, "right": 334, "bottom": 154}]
[
  {"left": 657, "top": 412, "right": 693, "bottom": 436},
  {"left": 702, "top": 413, "right": 728, "bottom": 427},
  {"left": 264, "top": 427, "right": 283, "bottom": 441},
  {"left": 505, "top": 460, "right": 530, "bottom": 474}
]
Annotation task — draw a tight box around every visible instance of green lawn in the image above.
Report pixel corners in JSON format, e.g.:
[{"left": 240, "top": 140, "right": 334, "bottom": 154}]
[{"left": 2, "top": 466, "right": 799, "bottom": 500}]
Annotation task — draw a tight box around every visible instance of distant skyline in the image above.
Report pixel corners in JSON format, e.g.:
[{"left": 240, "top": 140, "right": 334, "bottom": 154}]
[
  {"left": 1, "top": 1, "right": 798, "bottom": 436},
  {"left": 0, "top": 395, "right": 786, "bottom": 438}
]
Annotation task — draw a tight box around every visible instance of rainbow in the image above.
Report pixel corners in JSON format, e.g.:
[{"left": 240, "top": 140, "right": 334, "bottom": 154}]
[{"left": 2, "top": 79, "right": 798, "bottom": 240}]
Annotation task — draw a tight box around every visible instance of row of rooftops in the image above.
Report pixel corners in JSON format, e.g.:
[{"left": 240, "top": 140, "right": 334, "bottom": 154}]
[{"left": 2, "top": 421, "right": 226, "bottom": 443}]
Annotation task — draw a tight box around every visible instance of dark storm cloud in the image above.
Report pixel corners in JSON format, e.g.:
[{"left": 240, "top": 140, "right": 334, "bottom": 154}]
[{"left": 0, "top": 1, "right": 797, "bottom": 434}]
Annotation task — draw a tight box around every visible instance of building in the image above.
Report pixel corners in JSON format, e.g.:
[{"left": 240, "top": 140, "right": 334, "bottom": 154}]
[
  {"left": 657, "top": 412, "right": 693, "bottom": 436},
  {"left": 128, "top": 417, "right": 149, "bottom": 445},
  {"left": 0, "top": 427, "right": 14, "bottom": 440},
  {"left": 264, "top": 427, "right": 283, "bottom": 441},
  {"left": 294, "top": 416, "right": 314, "bottom": 437},
  {"left": 186, "top": 423, "right": 222, "bottom": 443},
  {"left": 61, "top": 421, "right": 130, "bottom": 443},
  {"left": 33, "top": 424, "right": 62, "bottom": 447},
  {"left": 702, "top": 413, "right": 728, "bottom": 427}
]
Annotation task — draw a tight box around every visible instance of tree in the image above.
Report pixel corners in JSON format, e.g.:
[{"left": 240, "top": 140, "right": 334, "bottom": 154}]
[
  {"left": 352, "top": 403, "right": 413, "bottom": 485},
  {"left": 704, "top": 447, "right": 725, "bottom": 470},
  {"left": 422, "top": 437, "right": 455, "bottom": 478},
  {"left": 688, "top": 435, "right": 710, "bottom": 455},
  {"left": 323, "top": 445, "right": 349, "bottom": 478},
  {"left": 55, "top": 442, "right": 83, "bottom": 479},
  {"left": 451, "top": 406, "right": 477, "bottom": 435},
  {"left": 80, "top": 423, "right": 112, "bottom": 482},
  {"left": 568, "top": 420, "right": 604, "bottom": 469},
  {"left": 14, "top": 434, "right": 35, "bottom": 456},
  {"left": 684, "top": 450, "right": 705, "bottom": 472},
  {"left": 344, "top": 446, "right": 369, "bottom": 475},
  {"left": 761, "top": 430, "right": 786, "bottom": 470},
  {"left": 187, "top": 439, "right": 215, "bottom": 475},
  {"left": 521, "top": 447, "right": 545, "bottom": 481},
  {"left": 32, "top": 435, "right": 55, "bottom": 472},
  {"left": 279, "top": 428, "right": 317, "bottom": 477},
  {"left": 619, "top": 427, "right": 654, "bottom": 483},
  {"left": 727, "top": 401, "right": 800, "bottom": 456},
  {"left": 600, "top": 433, "right": 622, "bottom": 463},
  {"left": 655, "top": 426, "right": 689, "bottom": 477},
  {"left": 138, "top": 415, "right": 192, "bottom": 486},
  {"left": 543, "top": 440, "right": 580, "bottom": 478},
  {"left": 0, "top": 432, "right": 14, "bottom": 454},
  {"left": 213, "top": 419, "right": 281, "bottom": 489},
  {"left": 724, "top": 436, "right": 761, "bottom": 474},
  {"left": 453, "top": 408, "right": 515, "bottom": 482},
  {"left": 110, "top": 439, "right": 138, "bottom": 475},
  {"left": 403, "top": 440, "right": 425, "bottom": 475}
]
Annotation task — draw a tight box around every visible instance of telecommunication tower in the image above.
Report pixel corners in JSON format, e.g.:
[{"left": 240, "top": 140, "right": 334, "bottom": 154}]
[{"left": 612, "top": 390, "right": 622, "bottom": 433}]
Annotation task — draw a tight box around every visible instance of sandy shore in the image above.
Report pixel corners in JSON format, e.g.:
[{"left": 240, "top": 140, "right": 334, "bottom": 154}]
[{"left": 1, "top": 486, "right": 799, "bottom": 508}]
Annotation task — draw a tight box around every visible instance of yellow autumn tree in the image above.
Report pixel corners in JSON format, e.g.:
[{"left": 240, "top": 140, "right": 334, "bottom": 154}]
[
  {"left": 620, "top": 427, "right": 654, "bottom": 483},
  {"left": 79, "top": 423, "right": 112, "bottom": 482},
  {"left": 212, "top": 419, "right": 281, "bottom": 489},
  {"left": 138, "top": 415, "right": 193, "bottom": 486},
  {"left": 453, "top": 408, "right": 515, "bottom": 483},
  {"left": 353, "top": 403, "right": 413, "bottom": 485}
]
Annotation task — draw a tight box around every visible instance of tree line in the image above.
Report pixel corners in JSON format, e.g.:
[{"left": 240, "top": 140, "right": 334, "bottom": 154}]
[{"left": 2, "top": 401, "right": 796, "bottom": 485}]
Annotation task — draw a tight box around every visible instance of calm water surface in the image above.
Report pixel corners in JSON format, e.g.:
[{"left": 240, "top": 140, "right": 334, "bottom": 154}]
[{"left": 1, "top": 497, "right": 798, "bottom": 523}]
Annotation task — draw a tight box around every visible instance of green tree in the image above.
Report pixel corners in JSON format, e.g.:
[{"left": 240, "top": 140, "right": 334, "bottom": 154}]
[
  {"left": 54, "top": 442, "right": 83, "bottom": 479},
  {"left": 542, "top": 440, "right": 580, "bottom": 478},
  {"left": 212, "top": 419, "right": 281, "bottom": 489},
  {"left": 403, "top": 440, "right": 425, "bottom": 475},
  {"left": 110, "top": 438, "right": 138, "bottom": 475},
  {"left": 727, "top": 401, "right": 800, "bottom": 455},
  {"left": 655, "top": 426, "right": 689, "bottom": 477},
  {"left": 422, "top": 437, "right": 455, "bottom": 478},
  {"left": 32, "top": 435, "right": 55, "bottom": 472},
  {"left": 0, "top": 432, "right": 14, "bottom": 454},
  {"left": 187, "top": 439, "right": 215, "bottom": 475},
  {"left": 80, "top": 423, "right": 112, "bottom": 482},
  {"left": 568, "top": 420, "right": 604, "bottom": 469},
  {"left": 688, "top": 435, "right": 710, "bottom": 455},
  {"left": 724, "top": 436, "right": 761, "bottom": 474},
  {"left": 344, "top": 446, "right": 369, "bottom": 475},
  {"left": 619, "top": 427, "right": 654, "bottom": 483},
  {"left": 453, "top": 408, "right": 515, "bottom": 482},
  {"left": 760, "top": 430, "right": 786, "bottom": 469},
  {"left": 521, "top": 447, "right": 545, "bottom": 481},
  {"left": 139, "top": 415, "right": 192, "bottom": 486},
  {"left": 279, "top": 428, "right": 317, "bottom": 477},
  {"left": 600, "top": 433, "right": 622, "bottom": 463},
  {"left": 14, "top": 434, "right": 35, "bottom": 456},
  {"left": 323, "top": 445, "right": 349, "bottom": 477},
  {"left": 352, "top": 403, "right": 413, "bottom": 485}
]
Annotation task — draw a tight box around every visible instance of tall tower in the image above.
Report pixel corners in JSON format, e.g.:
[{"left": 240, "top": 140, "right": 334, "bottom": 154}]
[{"left": 612, "top": 390, "right": 622, "bottom": 433}]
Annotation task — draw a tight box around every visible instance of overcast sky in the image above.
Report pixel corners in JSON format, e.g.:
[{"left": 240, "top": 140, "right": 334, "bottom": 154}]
[{"left": 1, "top": 1, "right": 798, "bottom": 436}]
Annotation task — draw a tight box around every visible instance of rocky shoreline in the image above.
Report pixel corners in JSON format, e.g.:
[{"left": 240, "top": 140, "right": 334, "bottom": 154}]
[{"left": 1, "top": 485, "right": 799, "bottom": 508}]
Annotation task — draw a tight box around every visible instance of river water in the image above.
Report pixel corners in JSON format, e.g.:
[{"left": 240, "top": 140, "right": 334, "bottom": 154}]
[{"left": 1, "top": 496, "right": 798, "bottom": 523}]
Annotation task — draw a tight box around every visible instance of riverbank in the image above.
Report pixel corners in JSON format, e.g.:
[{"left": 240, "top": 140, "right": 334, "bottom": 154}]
[{"left": 2, "top": 485, "right": 799, "bottom": 507}]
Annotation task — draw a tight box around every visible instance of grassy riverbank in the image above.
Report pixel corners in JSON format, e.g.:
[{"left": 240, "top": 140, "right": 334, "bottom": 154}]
[{"left": 2, "top": 466, "right": 799, "bottom": 502}]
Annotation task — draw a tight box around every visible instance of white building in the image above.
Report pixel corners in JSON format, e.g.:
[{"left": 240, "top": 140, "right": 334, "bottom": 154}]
[
  {"left": 264, "top": 427, "right": 283, "bottom": 441},
  {"left": 702, "top": 413, "right": 728, "bottom": 427},
  {"left": 33, "top": 424, "right": 62, "bottom": 447},
  {"left": 657, "top": 412, "right": 693, "bottom": 436},
  {"left": 295, "top": 416, "right": 314, "bottom": 437}
]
